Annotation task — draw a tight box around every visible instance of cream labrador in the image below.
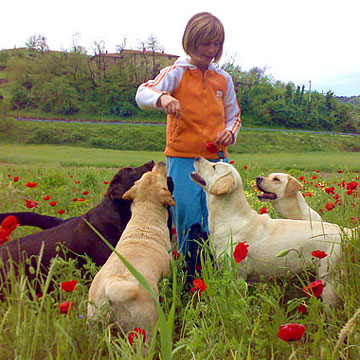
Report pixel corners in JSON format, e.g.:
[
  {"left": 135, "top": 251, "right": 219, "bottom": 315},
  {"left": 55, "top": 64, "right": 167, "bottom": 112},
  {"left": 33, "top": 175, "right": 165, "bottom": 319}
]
[
  {"left": 190, "top": 157, "right": 351, "bottom": 306},
  {"left": 256, "top": 173, "right": 322, "bottom": 221},
  {"left": 87, "top": 162, "right": 175, "bottom": 339}
]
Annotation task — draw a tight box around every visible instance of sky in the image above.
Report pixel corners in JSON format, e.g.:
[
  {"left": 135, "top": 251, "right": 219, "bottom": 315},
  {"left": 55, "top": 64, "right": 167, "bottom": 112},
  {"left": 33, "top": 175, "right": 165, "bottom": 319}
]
[{"left": 2, "top": 0, "right": 359, "bottom": 97}]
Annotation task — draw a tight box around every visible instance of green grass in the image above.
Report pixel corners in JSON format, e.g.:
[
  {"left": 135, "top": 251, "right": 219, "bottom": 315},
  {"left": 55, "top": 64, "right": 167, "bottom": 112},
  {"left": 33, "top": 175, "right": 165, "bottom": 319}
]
[
  {"left": 0, "top": 150, "right": 359, "bottom": 359},
  {"left": 1, "top": 143, "right": 360, "bottom": 173}
]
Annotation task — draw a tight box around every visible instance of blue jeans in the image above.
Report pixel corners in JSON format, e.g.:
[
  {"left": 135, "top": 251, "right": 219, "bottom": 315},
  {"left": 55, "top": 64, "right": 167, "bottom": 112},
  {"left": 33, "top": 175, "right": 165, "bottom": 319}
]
[{"left": 166, "top": 156, "right": 228, "bottom": 254}]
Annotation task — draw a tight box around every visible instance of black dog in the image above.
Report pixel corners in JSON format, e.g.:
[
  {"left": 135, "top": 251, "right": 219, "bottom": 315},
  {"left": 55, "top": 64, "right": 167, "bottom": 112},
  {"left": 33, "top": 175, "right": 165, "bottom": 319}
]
[{"left": 0, "top": 161, "right": 158, "bottom": 294}]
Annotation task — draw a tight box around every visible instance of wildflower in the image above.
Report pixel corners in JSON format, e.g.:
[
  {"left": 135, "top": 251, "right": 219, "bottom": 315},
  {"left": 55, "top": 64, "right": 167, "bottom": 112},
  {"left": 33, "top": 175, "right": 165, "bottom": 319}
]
[
  {"left": 49, "top": 201, "right": 57, "bottom": 207},
  {"left": 311, "top": 175, "right": 317, "bottom": 180},
  {"left": 337, "top": 170, "right": 343, "bottom": 173},
  {"left": 72, "top": 198, "right": 78, "bottom": 202},
  {"left": 244, "top": 165, "right": 248, "bottom": 170},
  {"left": 25, "top": 182, "right": 37, "bottom": 188},
  {"left": 303, "top": 280, "right": 324, "bottom": 298},
  {"left": 298, "top": 176, "right": 305, "bottom": 181},
  {"left": 59, "top": 301, "right": 74, "bottom": 314},
  {"left": 57, "top": 209, "right": 65, "bottom": 215},
  {"left": 171, "top": 227, "right": 177, "bottom": 235},
  {"left": 325, "top": 187, "right": 335, "bottom": 194},
  {"left": 278, "top": 323, "right": 306, "bottom": 342},
  {"left": 346, "top": 189, "right": 353, "bottom": 195},
  {"left": 312, "top": 250, "right": 327, "bottom": 259},
  {"left": 171, "top": 250, "right": 180, "bottom": 260},
  {"left": 74, "top": 180, "right": 81, "bottom": 184},
  {"left": 128, "top": 328, "right": 146, "bottom": 346},
  {"left": 259, "top": 206, "right": 268, "bottom": 214},
  {"left": 24, "top": 199, "right": 39, "bottom": 209},
  {"left": 13, "top": 176, "right": 19, "bottom": 182},
  {"left": 1, "top": 215, "right": 19, "bottom": 234},
  {"left": 297, "top": 303, "right": 308, "bottom": 314},
  {"left": 43, "top": 195, "right": 51, "bottom": 200},
  {"left": 229, "top": 160, "right": 235, "bottom": 164},
  {"left": 79, "top": 198, "right": 86, "bottom": 202},
  {"left": 316, "top": 170, "right": 320, "bottom": 173},
  {"left": 61, "top": 280, "right": 78, "bottom": 292},
  {"left": 233, "top": 242, "right": 249, "bottom": 263},
  {"left": 104, "top": 181, "right": 109, "bottom": 184},
  {"left": 206, "top": 141, "right": 218, "bottom": 154},
  {"left": 346, "top": 181, "right": 358, "bottom": 190},
  {"left": 82, "top": 190, "right": 89, "bottom": 195},
  {"left": 333, "top": 194, "right": 340, "bottom": 200},
  {"left": 325, "top": 202, "right": 335, "bottom": 211},
  {"left": 191, "top": 279, "right": 207, "bottom": 295}
]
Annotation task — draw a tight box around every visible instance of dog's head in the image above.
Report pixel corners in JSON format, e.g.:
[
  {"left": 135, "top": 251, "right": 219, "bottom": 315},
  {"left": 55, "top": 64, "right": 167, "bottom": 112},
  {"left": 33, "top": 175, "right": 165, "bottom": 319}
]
[
  {"left": 190, "top": 157, "right": 239, "bottom": 195},
  {"left": 256, "top": 173, "right": 302, "bottom": 202},
  {"left": 107, "top": 161, "right": 155, "bottom": 200},
  {"left": 122, "top": 162, "right": 176, "bottom": 207}
]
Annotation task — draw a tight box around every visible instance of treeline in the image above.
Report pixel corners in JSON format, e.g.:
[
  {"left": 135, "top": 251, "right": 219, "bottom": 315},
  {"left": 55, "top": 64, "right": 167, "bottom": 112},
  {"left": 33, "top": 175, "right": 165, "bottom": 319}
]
[{"left": 0, "top": 45, "right": 359, "bottom": 133}]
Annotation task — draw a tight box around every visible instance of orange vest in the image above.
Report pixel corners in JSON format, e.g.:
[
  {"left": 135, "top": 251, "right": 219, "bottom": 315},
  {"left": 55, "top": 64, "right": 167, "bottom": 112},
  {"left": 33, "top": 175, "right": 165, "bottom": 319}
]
[{"left": 165, "top": 68, "right": 229, "bottom": 159}]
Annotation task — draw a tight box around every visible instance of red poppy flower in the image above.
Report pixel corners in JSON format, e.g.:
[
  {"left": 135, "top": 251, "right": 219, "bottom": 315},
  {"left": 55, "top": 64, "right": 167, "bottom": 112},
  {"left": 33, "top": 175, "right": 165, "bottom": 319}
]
[
  {"left": 325, "top": 187, "right": 335, "bottom": 194},
  {"left": 325, "top": 202, "right": 335, "bottom": 211},
  {"left": 79, "top": 198, "right": 86, "bottom": 202},
  {"left": 24, "top": 199, "right": 39, "bottom": 209},
  {"left": 171, "top": 250, "right": 180, "bottom": 260},
  {"left": 128, "top": 328, "right": 146, "bottom": 346},
  {"left": 259, "top": 206, "right": 268, "bottom": 214},
  {"left": 57, "top": 209, "right": 65, "bottom": 215},
  {"left": 337, "top": 170, "right": 343, "bottom": 173},
  {"left": 191, "top": 279, "right": 207, "bottom": 295},
  {"left": 13, "top": 176, "right": 19, "bottom": 182},
  {"left": 244, "top": 165, "right": 248, "bottom": 170},
  {"left": 43, "top": 195, "right": 51, "bottom": 201},
  {"left": 311, "top": 175, "right": 317, "bottom": 180},
  {"left": 104, "top": 181, "right": 109, "bottom": 184},
  {"left": 206, "top": 141, "right": 218, "bottom": 154},
  {"left": 195, "top": 263, "right": 202, "bottom": 271},
  {"left": 72, "top": 198, "right": 79, "bottom": 202},
  {"left": 312, "top": 250, "right": 327, "bottom": 259},
  {"left": 59, "top": 301, "right": 74, "bottom": 314},
  {"left": 333, "top": 194, "right": 340, "bottom": 200},
  {"left": 316, "top": 170, "right": 320, "bottom": 173},
  {"left": 297, "top": 303, "right": 308, "bottom": 314},
  {"left": 346, "top": 181, "right": 358, "bottom": 190},
  {"left": 171, "top": 227, "right": 177, "bottom": 235},
  {"left": 61, "top": 280, "right": 78, "bottom": 292},
  {"left": 49, "top": 201, "right": 57, "bottom": 207},
  {"left": 233, "top": 242, "right": 249, "bottom": 263},
  {"left": 1, "top": 215, "right": 19, "bottom": 234},
  {"left": 278, "top": 323, "right": 306, "bottom": 342},
  {"left": 0, "top": 230, "right": 10, "bottom": 245},
  {"left": 298, "top": 176, "right": 305, "bottom": 181},
  {"left": 303, "top": 280, "right": 324, "bottom": 298},
  {"left": 74, "top": 180, "right": 81, "bottom": 184},
  {"left": 25, "top": 182, "right": 37, "bottom": 188},
  {"left": 82, "top": 190, "right": 89, "bottom": 195},
  {"left": 229, "top": 160, "right": 235, "bottom": 164}
]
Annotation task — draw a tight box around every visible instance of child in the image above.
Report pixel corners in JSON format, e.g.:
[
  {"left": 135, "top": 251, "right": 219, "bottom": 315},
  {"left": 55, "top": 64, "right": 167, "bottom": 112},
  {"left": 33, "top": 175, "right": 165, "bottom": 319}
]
[{"left": 135, "top": 12, "right": 241, "bottom": 254}]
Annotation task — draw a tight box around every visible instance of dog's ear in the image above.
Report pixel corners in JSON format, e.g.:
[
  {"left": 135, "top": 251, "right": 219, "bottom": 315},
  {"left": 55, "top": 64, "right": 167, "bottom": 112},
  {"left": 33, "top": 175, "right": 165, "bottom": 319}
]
[
  {"left": 162, "top": 190, "right": 176, "bottom": 207},
  {"left": 122, "top": 185, "right": 137, "bottom": 201},
  {"left": 285, "top": 175, "right": 302, "bottom": 197},
  {"left": 210, "top": 174, "right": 235, "bottom": 195}
]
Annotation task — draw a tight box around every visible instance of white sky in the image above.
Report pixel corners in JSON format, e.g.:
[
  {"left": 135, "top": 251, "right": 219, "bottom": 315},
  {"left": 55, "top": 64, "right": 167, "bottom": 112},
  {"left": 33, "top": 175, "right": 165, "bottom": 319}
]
[{"left": 2, "top": 0, "right": 359, "bottom": 96}]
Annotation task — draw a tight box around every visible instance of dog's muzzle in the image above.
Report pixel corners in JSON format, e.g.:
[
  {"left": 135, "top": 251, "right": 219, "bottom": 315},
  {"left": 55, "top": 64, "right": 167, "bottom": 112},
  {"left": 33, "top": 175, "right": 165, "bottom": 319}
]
[
  {"left": 256, "top": 177, "right": 277, "bottom": 200},
  {"left": 190, "top": 172, "right": 206, "bottom": 186}
]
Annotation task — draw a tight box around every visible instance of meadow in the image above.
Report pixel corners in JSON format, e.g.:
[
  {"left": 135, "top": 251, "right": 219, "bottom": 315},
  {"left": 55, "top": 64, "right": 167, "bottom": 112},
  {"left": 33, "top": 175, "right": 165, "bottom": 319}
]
[{"left": 0, "top": 145, "right": 359, "bottom": 359}]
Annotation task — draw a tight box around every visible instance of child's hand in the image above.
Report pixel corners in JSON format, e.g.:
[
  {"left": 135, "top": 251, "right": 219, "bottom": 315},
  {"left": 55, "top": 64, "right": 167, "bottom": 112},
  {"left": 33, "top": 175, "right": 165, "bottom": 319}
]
[
  {"left": 158, "top": 94, "right": 181, "bottom": 118},
  {"left": 215, "top": 130, "right": 234, "bottom": 146}
]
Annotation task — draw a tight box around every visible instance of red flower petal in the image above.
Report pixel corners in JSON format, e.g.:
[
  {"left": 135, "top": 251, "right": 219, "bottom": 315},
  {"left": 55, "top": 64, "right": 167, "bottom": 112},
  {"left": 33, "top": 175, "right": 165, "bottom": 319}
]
[
  {"left": 59, "top": 301, "right": 74, "bottom": 314},
  {"left": 171, "top": 250, "right": 180, "bottom": 260},
  {"left": 82, "top": 190, "right": 89, "bottom": 195},
  {"left": 259, "top": 206, "right": 268, "bottom": 214},
  {"left": 61, "top": 280, "right": 78, "bottom": 292},
  {"left": 57, "top": 209, "right": 65, "bottom": 215},
  {"left": 311, "top": 250, "right": 327, "bottom": 259},
  {"left": 49, "top": 201, "right": 57, "bottom": 207},
  {"left": 128, "top": 328, "right": 146, "bottom": 346},
  {"left": 278, "top": 323, "right": 306, "bottom": 342},
  {"left": 233, "top": 242, "right": 249, "bottom": 263},
  {"left": 1, "top": 215, "right": 19, "bottom": 234},
  {"left": 13, "top": 176, "right": 19, "bottom": 182},
  {"left": 191, "top": 279, "right": 207, "bottom": 295},
  {"left": 25, "top": 182, "right": 37, "bottom": 188},
  {"left": 303, "top": 280, "right": 324, "bottom": 298}
]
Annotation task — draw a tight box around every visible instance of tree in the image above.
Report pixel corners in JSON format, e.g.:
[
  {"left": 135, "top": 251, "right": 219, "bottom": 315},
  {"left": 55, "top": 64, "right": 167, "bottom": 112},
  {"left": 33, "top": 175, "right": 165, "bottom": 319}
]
[{"left": 25, "top": 34, "right": 49, "bottom": 54}]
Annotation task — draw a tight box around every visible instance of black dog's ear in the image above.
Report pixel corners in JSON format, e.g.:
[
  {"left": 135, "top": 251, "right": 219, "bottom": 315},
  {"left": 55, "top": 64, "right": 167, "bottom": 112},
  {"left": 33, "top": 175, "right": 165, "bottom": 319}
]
[
  {"left": 107, "top": 168, "right": 134, "bottom": 200},
  {"left": 167, "top": 176, "right": 174, "bottom": 195}
]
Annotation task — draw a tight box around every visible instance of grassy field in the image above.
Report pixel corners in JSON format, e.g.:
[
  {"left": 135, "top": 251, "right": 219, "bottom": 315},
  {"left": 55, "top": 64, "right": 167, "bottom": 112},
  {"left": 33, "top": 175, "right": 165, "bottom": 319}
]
[{"left": 0, "top": 146, "right": 359, "bottom": 359}]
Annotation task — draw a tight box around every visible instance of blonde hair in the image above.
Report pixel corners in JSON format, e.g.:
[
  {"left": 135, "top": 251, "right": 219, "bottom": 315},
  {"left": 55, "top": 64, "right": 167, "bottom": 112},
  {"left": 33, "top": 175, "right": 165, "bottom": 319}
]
[{"left": 182, "top": 12, "right": 225, "bottom": 63}]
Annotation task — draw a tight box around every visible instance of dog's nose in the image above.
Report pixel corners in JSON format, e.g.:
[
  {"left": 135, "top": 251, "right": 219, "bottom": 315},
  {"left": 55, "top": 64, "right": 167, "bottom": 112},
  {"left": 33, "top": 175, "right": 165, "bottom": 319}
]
[
  {"left": 194, "top": 156, "right": 201, "bottom": 162},
  {"left": 256, "top": 177, "right": 263, "bottom": 185}
]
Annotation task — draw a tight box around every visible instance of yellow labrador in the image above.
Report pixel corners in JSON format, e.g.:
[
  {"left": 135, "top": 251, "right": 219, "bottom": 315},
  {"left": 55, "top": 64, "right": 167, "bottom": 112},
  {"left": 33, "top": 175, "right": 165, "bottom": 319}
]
[
  {"left": 87, "top": 162, "right": 175, "bottom": 339},
  {"left": 256, "top": 173, "right": 322, "bottom": 221},
  {"left": 190, "top": 157, "right": 351, "bottom": 306}
]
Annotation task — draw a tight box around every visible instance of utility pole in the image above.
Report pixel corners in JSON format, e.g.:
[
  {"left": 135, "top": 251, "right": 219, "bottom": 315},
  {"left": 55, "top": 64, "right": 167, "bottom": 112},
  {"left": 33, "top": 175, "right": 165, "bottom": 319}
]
[{"left": 308, "top": 80, "right": 312, "bottom": 102}]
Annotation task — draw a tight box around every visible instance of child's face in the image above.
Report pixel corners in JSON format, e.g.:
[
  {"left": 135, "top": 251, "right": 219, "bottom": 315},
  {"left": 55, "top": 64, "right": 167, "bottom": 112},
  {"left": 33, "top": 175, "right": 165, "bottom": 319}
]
[{"left": 191, "top": 40, "right": 221, "bottom": 69}]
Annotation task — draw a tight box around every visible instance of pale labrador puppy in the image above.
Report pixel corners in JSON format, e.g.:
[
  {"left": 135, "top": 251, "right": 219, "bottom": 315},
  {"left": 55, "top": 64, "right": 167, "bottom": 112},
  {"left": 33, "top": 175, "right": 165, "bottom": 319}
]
[
  {"left": 190, "top": 157, "right": 351, "bottom": 306},
  {"left": 87, "top": 162, "right": 175, "bottom": 339},
  {"left": 256, "top": 173, "right": 322, "bottom": 221}
]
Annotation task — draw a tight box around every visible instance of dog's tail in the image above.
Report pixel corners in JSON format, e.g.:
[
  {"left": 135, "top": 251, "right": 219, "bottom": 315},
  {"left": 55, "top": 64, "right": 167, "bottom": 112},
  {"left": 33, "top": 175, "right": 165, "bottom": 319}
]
[{"left": 104, "top": 277, "right": 140, "bottom": 303}]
